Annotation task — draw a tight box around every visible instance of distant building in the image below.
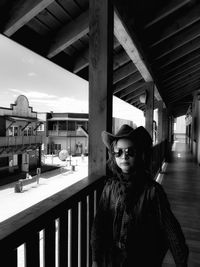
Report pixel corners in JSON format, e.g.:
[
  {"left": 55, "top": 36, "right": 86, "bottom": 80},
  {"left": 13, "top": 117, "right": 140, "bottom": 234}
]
[
  {"left": 0, "top": 95, "right": 42, "bottom": 179},
  {"left": 37, "top": 112, "right": 89, "bottom": 156},
  {"left": 37, "top": 112, "right": 136, "bottom": 157}
]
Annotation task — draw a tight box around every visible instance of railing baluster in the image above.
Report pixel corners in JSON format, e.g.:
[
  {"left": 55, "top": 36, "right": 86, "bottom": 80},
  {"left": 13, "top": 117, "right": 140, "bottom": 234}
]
[
  {"left": 58, "top": 211, "right": 68, "bottom": 267},
  {"left": 80, "top": 198, "right": 87, "bottom": 267},
  {"left": 71, "top": 204, "right": 79, "bottom": 267},
  {"left": 44, "top": 220, "right": 56, "bottom": 267},
  {"left": 25, "top": 232, "right": 40, "bottom": 267},
  {"left": 88, "top": 192, "right": 94, "bottom": 267}
]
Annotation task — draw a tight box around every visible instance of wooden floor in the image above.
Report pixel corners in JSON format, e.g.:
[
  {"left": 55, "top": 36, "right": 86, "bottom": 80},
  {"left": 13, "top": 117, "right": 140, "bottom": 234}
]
[{"left": 162, "top": 141, "right": 200, "bottom": 267}]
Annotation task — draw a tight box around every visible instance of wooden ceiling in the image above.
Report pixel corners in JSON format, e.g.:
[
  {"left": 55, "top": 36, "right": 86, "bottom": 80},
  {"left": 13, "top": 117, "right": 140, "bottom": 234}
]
[{"left": 1, "top": 0, "right": 199, "bottom": 117}]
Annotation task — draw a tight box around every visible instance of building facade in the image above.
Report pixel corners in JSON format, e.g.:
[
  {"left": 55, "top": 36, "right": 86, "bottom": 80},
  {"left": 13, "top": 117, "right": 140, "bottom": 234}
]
[{"left": 0, "top": 95, "right": 42, "bottom": 179}]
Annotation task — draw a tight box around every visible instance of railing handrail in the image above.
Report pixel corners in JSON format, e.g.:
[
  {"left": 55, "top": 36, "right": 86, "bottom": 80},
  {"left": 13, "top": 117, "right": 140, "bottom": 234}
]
[{"left": 0, "top": 174, "right": 105, "bottom": 249}]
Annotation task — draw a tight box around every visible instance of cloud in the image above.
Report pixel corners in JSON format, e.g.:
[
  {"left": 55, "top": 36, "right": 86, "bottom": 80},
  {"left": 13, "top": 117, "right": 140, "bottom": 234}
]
[
  {"left": 28, "top": 72, "right": 37, "bottom": 77},
  {"left": 8, "top": 88, "right": 56, "bottom": 99}
]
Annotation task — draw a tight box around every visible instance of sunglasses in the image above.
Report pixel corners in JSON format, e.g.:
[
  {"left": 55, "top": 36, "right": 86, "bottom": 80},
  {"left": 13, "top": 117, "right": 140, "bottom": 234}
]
[{"left": 112, "top": 147, "right": 136, "bottom": 158}]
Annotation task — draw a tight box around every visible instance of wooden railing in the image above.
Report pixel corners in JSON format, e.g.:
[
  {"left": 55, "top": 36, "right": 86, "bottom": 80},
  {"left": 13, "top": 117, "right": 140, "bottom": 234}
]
[
  {"left": 0, "top": 135, "right": 42, "bottom": 147},
  {"left": 152, "top": 140, "right": 168, "bottom": 178},
  {"left": 0, "top": 141, "right": 168, "bottom": 267},
  {"left": 0, "top": 175, "right": 105, "bottom": 267}
]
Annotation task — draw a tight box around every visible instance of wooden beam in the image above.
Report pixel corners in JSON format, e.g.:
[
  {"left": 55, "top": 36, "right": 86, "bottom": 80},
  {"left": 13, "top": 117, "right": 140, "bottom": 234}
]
[
  {"left": 162, "top": 56, "right": 200, "bottom": 83},
  {"left": 152, "top": 20, "right": 200, "bottom": 61},
  {"left": 113, "top": 62, "right": 137, "bottom": 84},
  {"left": 116, "top": 81, "right": 145, "bottom": 99},
  {"left": 89, "top": 0, "right": 113, "bottom": 178},
  {"left": 155, "top": 36, "right": 200, "bottom": 69},
  {"left": 144, "top": 0, "right": 191, "bottom": 29},
  {"left": 3, "top": 0, "right": 54, "bottom": 36},
  {"left": 113, "top": 8, "right": 162, "bottom": 101},
  {"left": 150, "top": 3, "right": 200, "bottom": 47},
  {"left": 157, "top": 101, "right": 164, "bottom": 143},
  {"left": 163, "top": 64, "right": 200, "bottom": 87},
  {"left": 123, "top": 88, "right": 146, "bottom": 102},
  {"left": 145, "top": 82, "right": 154, "bottom": 138},
  {"left": 114, "top": 72, "right": 142, "bottom": 94},
  {"left": 164, "top": 70, "right": 200, "bottom": 92},
  {"left": 73, "top": 37, "right": 120, "bottom": 73},
  {"left": 47, "top": 10, "right": 89, "bottom": 58},
  {"left": 161, "top": 49, "right": 200, "bottom": 76}
]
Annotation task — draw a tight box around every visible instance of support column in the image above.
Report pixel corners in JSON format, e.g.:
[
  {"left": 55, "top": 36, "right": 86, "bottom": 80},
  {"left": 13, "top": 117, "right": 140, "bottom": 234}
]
[
  {"left": 145, "top": 82, "right": 154, "bottom": 138},
  {"left": 89, "top": 0, "right": 113, "bottom": 178},
  {"left": 157, "top": 100, "right": 164, "bottom": 143}
]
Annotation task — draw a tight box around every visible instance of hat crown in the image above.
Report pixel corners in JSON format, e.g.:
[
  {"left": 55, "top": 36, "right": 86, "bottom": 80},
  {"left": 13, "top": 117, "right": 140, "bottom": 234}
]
[{"left": 115, "top": 124, "right": 134, "bottom": 137}]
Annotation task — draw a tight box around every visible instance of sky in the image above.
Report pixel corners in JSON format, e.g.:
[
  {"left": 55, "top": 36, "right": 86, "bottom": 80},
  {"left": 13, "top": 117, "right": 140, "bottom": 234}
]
[{"left": 0, "top": 34, "right": 145, "bottom": 127}]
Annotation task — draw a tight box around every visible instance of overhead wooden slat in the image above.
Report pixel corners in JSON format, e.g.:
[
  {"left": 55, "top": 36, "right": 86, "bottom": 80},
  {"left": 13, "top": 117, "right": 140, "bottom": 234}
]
[
  {"left": 152, "top": 21, "right": 200, "bottom": 60},
  {"left": 123, "top": 88, "right": 146, "bottom": 103},
  {"left": 164, "top": 70, "right": 200, "bottom": 92},
  {"left": 161, "top": 49, "right": 200, "bottom": 77},
  {"left": 113, "top": 62, "right": 137, "bottom": 84},
  {"left": 144, "top": 0, "right": 191, "bottom": 29},
  {"left": 73, "top": 37, "right": 120, "bottom": 73},
  {"left": 116, "top": 81, "right": 145, "bottom": 99},
  {"left": 150, "top": 3, "right": 200, "bottom": 47},
  {"left": 3, "top": 0, "right": 54, "bottom": 37},
  {"left": 163, "top": 64, "right": 200, "bottom": 87},
  {"left": 167, "top": 83, "right": 200, "bottom": 103},
  {"left": 162, "top": 56, "right": 200, "bottom": 83},
  {"left": 155, "top": 36, "right": 200, "bottom": 69},
  {"left": 166, "top": 77, "right": 200, "bottom": 98},
  {"left": 47, "top": 10, "right": 89, "bottom": 58},
  {"left": 114, "top": 72, "right": 143, "bottom": 94}
]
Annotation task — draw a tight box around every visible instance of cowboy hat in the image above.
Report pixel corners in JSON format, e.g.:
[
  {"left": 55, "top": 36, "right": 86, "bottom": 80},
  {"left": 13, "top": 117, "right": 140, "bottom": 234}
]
[{"left": 101, "top": 124, "right": 152, "bottom": 151}]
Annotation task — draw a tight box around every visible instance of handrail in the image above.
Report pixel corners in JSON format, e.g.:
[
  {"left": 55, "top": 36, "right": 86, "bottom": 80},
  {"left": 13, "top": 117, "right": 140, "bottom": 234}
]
[{"left": 0, "top": 174, "right": 105, "bottom": 266}]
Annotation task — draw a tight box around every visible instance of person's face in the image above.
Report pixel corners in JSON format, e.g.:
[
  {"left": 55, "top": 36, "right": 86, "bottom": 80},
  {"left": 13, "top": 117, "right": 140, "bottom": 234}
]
[{"left": 113, "top": 138, "right": 136, "bottom": 174}]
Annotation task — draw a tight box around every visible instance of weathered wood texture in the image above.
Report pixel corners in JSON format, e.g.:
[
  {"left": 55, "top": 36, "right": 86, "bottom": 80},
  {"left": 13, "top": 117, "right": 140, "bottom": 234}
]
[
  {"left": 162, "top": 142, "right": 200, "bottom": 266},
  {"left": 88, "top": 0, "right": 113, "bottom": 178},
  {"left": 145, "top": 82, "right": 154, "bottom": 138}
]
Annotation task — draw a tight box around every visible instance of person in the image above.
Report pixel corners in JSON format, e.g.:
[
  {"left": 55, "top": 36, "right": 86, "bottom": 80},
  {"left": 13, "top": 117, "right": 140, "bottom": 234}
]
[{"left": 91, "top": 124, "right": 189, "bottom": 267}]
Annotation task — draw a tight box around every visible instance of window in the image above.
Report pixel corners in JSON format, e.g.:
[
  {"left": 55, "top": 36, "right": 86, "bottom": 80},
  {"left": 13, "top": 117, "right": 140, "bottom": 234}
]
[
  {"left": 68, "top": 121, "right": 75, "bottom": 131},
  {"left": 58, "top": 121, "right": 67, "bottom": 130}
]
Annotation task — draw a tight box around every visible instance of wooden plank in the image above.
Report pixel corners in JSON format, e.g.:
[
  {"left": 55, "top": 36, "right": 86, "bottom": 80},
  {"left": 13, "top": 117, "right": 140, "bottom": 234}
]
[
  {"left": 73, "top": 37, "right": 120, "bottom": 73},
  {"left": 145, "top": 82, "right": 154, "bottom": 138},
  {"left": 113, "top": 62, "right": 137, "bottom": 84},
  {"left": 113, "top": 8, "right": 162, "bottom": 101},
  {"left": 80, "top": 198, "right": 87, "bottom": 267},
  {"left": 144, "top": 0, "right": 191, "bottom": 29},
  {"left": 44, "top": 221, "right": 56, "bottom": 267},
  {"left": 123, "top": 88, "right": 146, "bottom": 102},
  {"left": 153, "top": 20, "right": 200, "bottom": 61},
  {"left": 47, "top": 10, "right": 89, "bottom": 58},
  {"left": 150, "top": 3, "right": 200, "bottom": 47},
  {"left": 26, "top": 232, "right": 40, "bottom": 267},
  {"left": 114, "top": 72, "right": 143, "bottom": 94},
  {"left": 157, "top": 101, "right": 164, "bottom": 143},
  {"left": 161, "top": 49, "right": 200, "bottom": 77},
  {"left": 3, "top": 0, "right": 54, "bottom": 36},
  {"left": 89, "top": 0, "right": 113, "bottom": 178},
  {"left": 116, "top": 81, "right": 145, "bottom": 99},
  {"left": 1, "top": 248, "right": 17, "bottom": 267},
  {"left": 163, "top": 64, "right": 200, "bottom": 87},
  {"left": 71, "top": 204, "right": 79, "bottom": 267},
  {"left": 58, "top": 212, "right": 68, "bottom": 267},
  {"left": 162, "top": 56, "right": 200, "bottom": 83},
  {"left": 155, "top": 36, "right": 200, "bottom": 69}
]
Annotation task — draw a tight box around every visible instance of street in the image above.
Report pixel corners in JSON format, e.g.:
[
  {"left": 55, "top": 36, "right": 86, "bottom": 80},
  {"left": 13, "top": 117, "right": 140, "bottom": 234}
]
[{"left": 0, "top": 155, "right": 88, "bottom": 223}]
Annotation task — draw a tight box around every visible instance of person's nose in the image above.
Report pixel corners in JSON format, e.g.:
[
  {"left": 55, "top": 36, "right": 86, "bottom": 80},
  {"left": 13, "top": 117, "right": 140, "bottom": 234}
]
[{"left": 121, "top": 151, "right": 128, "bottom": 159}]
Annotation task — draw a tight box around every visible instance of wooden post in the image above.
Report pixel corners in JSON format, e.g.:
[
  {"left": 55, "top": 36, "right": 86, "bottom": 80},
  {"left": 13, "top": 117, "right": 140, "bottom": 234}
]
[
  {"left": 145, "top": 82, "right": 154, "bottom": 138},
  {"left": 89, "top": 0, "right": 113, "bottom": 178},
  {"left": 157, "top": 100, "right": 164, "bottom": 143}
]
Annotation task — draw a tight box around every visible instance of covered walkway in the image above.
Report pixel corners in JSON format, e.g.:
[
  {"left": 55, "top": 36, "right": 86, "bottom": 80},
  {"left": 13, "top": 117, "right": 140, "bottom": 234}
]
[{"left": 161, "top": 141, "right": 200, "bottom": 266}]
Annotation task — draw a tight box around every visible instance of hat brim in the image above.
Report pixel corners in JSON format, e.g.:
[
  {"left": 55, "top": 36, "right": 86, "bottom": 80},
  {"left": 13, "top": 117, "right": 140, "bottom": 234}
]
[{"left": 101, "top": 126, "right": 152, "bottom": 151}]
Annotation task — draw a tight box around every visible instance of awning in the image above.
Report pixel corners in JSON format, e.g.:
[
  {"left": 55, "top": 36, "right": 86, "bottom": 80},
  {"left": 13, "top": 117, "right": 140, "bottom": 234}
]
[{"left": 5, "top": 116, "right": 38, "bottom": 122}]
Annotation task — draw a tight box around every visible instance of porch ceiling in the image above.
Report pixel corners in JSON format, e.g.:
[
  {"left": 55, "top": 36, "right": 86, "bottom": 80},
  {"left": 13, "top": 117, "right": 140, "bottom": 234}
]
[{"left": 0, "top": 0, "right": 199, "bottom": 117}]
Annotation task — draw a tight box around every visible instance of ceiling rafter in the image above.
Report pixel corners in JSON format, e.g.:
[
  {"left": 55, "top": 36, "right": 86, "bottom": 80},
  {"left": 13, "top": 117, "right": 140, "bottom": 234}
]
[
  {"left": 3, "top": 0, "right": 54, "bottom": 37},
  {"left": 152, "top": 20, "right": 200, "bottom": 61},
  {"left": 150, "top": 3, "right": 200, "bottom": 47},
  {"left": 144, "top": 0, "right": 191, "bottom": 29},
  {"left": 47, "top": 10, "right": 89, "bottom": 58}
]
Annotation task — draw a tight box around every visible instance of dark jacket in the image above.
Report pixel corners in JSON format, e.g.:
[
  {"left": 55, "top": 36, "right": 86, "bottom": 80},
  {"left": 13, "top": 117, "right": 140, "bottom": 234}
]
[{"left": 91, "top": 173, "right": 189, "bottom": 267}]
